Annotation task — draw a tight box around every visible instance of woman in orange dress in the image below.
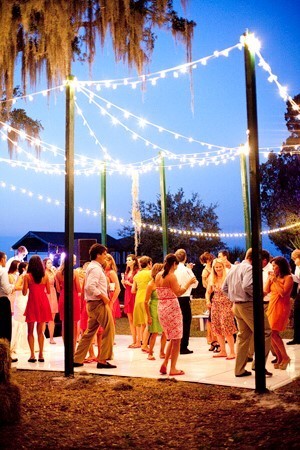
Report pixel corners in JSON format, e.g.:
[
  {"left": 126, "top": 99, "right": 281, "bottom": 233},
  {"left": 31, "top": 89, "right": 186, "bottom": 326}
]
[{"left": 264, "top": 256, "right": 293, "bottom": 370}]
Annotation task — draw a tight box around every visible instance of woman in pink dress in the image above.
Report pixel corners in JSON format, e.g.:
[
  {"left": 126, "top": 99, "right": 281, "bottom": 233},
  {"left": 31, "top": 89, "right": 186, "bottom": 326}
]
[
  {"left": 264, "top": 256, "right": 293, "bottom": 370},
  {"left": 22, "top": 255, "right": 52, "bottom": 362},
  {"left": 55, "top": 256, "right": 81, "bottom": 351},
  {"left": 121, "top": 254, "right": 139, "bottom": 348},
  {"left": 43, "top": 258, "right": 58, "bottom": 344},
  {"left": 155, "top": 253, "right": 197, "bottom": 376},
  {"left": 103, "top": 254, "right": 121, "bottom": 322},
  {"left": 206, "top": 258, "right": 237, "bottom": 359}
]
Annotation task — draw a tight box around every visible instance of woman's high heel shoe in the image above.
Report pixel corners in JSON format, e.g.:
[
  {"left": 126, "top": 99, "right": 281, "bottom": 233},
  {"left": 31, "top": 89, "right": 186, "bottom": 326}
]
[{"left": 279, "top": 358, "right": 291, "bottom": 370}]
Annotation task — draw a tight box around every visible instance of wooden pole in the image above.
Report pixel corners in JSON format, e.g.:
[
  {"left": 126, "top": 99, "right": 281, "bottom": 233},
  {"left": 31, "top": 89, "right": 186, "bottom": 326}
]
[
  {"left": 159, "top": 154, "right": 168, "bottom": 259},
  {"left": 64, "top": 75, "right": 75, "bottom": 377},
  {"left": 243, "top": 32, "right": 267, "bottom": 393},
  {"left": 101, "top": 162, "right": 107, "bottom": 246}
]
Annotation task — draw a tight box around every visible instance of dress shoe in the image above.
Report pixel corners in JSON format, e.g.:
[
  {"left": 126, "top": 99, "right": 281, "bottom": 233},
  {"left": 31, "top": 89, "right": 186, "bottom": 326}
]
[
  {"left": 73, "top": 362, "right": 84, "bottom": 367},
  {"left": 252, "top": 368, "right": 273, "bottom": 377},
  {"left": 286, "top": 340, "right": 300, "bottom": 345},
  {"left": 97, "top": 362, "right": 117, "bottom": 369},
  {"left": 11, "top": 357, "right": 18, "bottom": 363},
  {"left": 28, "top": 358, "right": 37, "bottom": 363},
  {"left": 247, "top": 357, "right": 253, "bottom": 362},
  {"left": 235, "top": 370, "right": 252, "bottom": 377},
  {"left": 180, "top": 349, "right": 193, "bottom": 355}
]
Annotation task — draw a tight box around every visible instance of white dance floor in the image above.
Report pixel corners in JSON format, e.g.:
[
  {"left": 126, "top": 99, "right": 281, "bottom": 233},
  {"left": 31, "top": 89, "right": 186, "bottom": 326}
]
[{"left": 13, "top": 335, "right": 300, "bottom": 391}]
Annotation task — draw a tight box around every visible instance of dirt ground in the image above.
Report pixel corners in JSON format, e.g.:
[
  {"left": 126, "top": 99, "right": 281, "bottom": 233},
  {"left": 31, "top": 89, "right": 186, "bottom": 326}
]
[{"left": 0, "top": 369, "right": 299, "bottom": 449}]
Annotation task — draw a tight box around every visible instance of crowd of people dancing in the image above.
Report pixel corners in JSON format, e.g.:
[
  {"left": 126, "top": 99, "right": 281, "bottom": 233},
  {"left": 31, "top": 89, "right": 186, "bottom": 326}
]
[{"left": 0, "top": 243, "right": 299, "bottom": 377}]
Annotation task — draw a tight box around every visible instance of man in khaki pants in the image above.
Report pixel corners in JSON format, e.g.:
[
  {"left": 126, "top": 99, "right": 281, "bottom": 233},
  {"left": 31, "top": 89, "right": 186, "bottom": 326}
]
[
  {"left": 222, "top": 248, "right": 271, "bottom": 378},
  {"left": 74, "top": 244, "right": 116, "bottom": 369}
]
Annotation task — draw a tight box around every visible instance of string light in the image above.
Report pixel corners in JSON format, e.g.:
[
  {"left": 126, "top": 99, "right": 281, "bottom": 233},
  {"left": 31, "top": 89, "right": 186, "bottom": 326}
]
[
  {"left": 75, "top": 43, "right": 242, "bottom": 91},
  {"left": 79, "top": 86, "right": 238, "bottom": 153},
  {"left": 1, "top": 179, "right": 299, "bottom": 239}
]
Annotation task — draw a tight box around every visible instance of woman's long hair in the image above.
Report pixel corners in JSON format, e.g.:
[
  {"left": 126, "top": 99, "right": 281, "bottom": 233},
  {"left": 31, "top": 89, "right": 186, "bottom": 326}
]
[
  {"left": 162, "top": 254, "right": 179, "bottom": 279},
  {"left": 8, "top": 260, "right": 19, "bottom": 274},
  {"left": 151, "top": 263, "right": 163, "bottom": 280},
  {"left": 27, "top": 255, "right": 45, "bottom": 284},
  {"left": 271, "top": 256, "right": 291, "bottom": 277},
  {"left": 103, "top": 254, "right": 118, "bottom": 273},
  {"left": 125, "top": 254, "right": 139, "bottom": 275},
  {"left": 210, "top": 258, "right": 226, "bottom": 285}
]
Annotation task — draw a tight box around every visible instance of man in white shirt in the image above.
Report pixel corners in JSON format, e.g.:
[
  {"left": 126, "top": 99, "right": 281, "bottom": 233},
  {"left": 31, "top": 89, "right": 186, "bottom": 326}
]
[
  {"left": 6, "top": 246, "right": 28, "bottom": 270},
  {"left": 218, "top": 250, "right": 233, "bottom": 272},
  {"left": 287, "top": 249, "right": 300, "bottom": 345},
  {"left": 74, "top": 244, "right": 116, "bottom": 369},
  {"left": 222, "top": 248, "right": 272, "bottom": 377},
  {"left": 175, "top": 249, "right": 198, "bottom": 354},
  {"left": 0, "top": 251, "right": 17, "bottom": 362}
]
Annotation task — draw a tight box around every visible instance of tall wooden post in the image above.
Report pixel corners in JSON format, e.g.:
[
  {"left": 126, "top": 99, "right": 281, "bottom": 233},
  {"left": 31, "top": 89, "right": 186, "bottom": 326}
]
[
  {"left": 244, "top": 32, "right": 267, "bottom": 393},
  {"left": 159, "top": 154, "right": 168, "bottom": 259},
  {"left": 64, "top": 75, "right": 75, "bottom": 376},
  {"left": 239, "top": 147, "right": 251, "bottom": 249},
  {"left": 101, "top": 162, "right": 107, "bottom": 246}
]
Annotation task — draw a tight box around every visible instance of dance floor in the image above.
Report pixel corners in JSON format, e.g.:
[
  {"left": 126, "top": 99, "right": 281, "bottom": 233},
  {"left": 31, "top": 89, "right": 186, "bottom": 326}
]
[{"left": 13, "top": 335, "right": 300, "bottom": 391}]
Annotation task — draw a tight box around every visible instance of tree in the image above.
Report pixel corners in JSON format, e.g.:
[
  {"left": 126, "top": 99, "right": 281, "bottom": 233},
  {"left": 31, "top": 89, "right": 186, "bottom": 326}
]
[
  {"left": 118, "top": 188, "right": 226, "bottom": 261},
  {"left": 0, "top": 87, "right": 43, "bottom": 157},
  {"left": 0, "top": 1, "right": 195, "bottom": 104},
  {"left": 260, "top": 94, "right": 300, "bottom": 255}
]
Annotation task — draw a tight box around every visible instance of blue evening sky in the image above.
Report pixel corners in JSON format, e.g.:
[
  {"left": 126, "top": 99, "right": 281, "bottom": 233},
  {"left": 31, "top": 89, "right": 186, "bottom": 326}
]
[{"left": 1, "top": 0, "right": 299, "bottom": 258}]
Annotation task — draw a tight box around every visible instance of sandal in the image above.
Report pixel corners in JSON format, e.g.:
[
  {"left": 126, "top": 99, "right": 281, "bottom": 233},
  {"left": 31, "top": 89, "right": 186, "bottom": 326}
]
[
  {"left": 160, "top": 364, "right": 167, "bottom": 375},
  {"left": 169, "top": 370, "right": 185, "bottom": 376},
  {"left": 147, "top": 354, "right": 156, "bottom": 360},
  {"left": 209, "top": 341, "right": 219, "bottom": 351}
]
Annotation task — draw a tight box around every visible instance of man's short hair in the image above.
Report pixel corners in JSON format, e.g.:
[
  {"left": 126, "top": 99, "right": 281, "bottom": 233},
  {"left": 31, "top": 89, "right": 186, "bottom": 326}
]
[
  {"left": 18, "top": 246, "right": 28, "bottom": 255},
  {"left": 262, "top": 249, "right": 270, "bottom": 262},
  {"left": 245, "top": 248, "right": 252, "bottom": 260},
  {"left": 89, "top": 243, "right": 107, "bottom": 260},
  {"left": 139, "top": 256, "right": 152, "bottom": 268},
  {"left": 218, "top": 250, "right": 229, "bottom": 259},
  {"left": 175, "top": 249, "right": 186, "bottom": 263}
]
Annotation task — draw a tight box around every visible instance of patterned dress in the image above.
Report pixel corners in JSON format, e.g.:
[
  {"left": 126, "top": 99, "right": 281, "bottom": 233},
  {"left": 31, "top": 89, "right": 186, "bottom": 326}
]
[
  {"left": 156, "top": 286, "right": 182, "bottom": 340},
  {"left": 148, "top": 289, "right": 163, "bottom": 334},
  {"left": 211, "top": 286, "right": 237, "bottom": 336},
  {"left": 267, "top": 277, "right": 291, "bottom": 331}
]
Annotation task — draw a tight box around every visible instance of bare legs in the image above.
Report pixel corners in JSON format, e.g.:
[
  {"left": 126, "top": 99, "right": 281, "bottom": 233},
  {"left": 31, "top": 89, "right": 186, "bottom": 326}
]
[
  {"left": 27, "top": 322, "right": 45, "bottom": 360},
  {"left": 48, "top": 313, "right": 56, "bottom": 343},
  {"left": 271, "top": 330, "right": 290, "bottom": 366},
  {"left": 127, "top": 313, "right": 138, "bottom": 347},
  {"left": 62, "top": 321, "right": 79, "bottom": 352},
  {"left": 213, "top": 334, "right": 235, "bottom": 358},
  {"left": 160, "top": 339, "right": 183, "bottom": 375}
]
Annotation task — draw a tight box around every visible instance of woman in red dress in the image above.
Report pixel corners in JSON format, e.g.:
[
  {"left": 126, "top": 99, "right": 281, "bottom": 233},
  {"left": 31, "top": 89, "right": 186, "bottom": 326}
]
[
  {"left": 23, "top": 255, "right": 52, "bottom": 362},
  {"left": 121, "top": 254, "right": 139, "bottom": 348},
  {"left": 265, "top": 256, "right": 293, "bottom": 370},
  {"left": 55, "top": 255, "right": 81, "bottom": 351}
]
